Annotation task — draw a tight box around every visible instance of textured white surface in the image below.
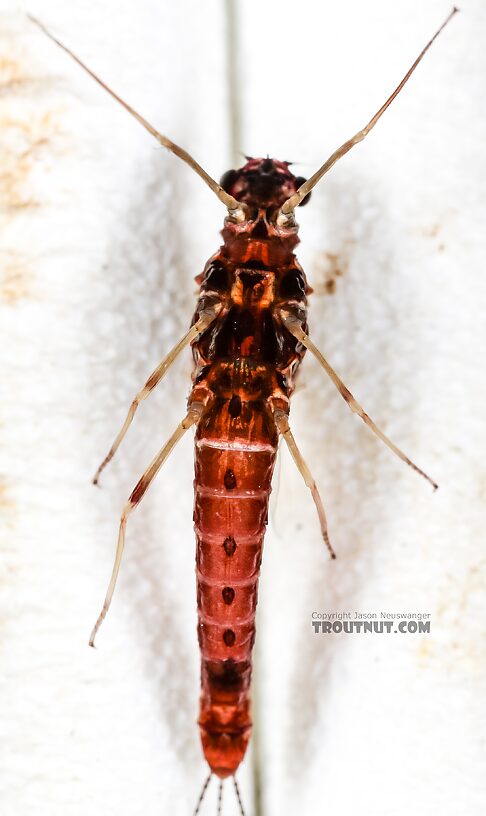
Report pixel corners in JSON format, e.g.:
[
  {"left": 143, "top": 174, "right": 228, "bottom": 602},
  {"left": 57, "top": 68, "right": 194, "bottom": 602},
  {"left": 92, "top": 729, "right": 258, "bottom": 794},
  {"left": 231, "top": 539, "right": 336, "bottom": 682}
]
[{"left": 1, "top": 2, "right": 485, "bottom": 816}]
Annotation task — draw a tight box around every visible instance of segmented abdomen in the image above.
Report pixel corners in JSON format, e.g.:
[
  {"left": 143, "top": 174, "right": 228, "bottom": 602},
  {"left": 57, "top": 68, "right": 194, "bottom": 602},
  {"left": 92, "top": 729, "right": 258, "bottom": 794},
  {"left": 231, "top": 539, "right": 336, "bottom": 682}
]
[{"left": 194, "top": 397, "right": 278, "bottom": 779}]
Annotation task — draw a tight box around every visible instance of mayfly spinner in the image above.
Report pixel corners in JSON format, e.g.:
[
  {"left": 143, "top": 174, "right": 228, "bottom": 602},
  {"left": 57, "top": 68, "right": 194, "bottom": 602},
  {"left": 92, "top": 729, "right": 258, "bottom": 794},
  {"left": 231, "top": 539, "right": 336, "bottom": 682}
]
[{"left": 30, "top": 9, "right": 457, "bottom": 814}]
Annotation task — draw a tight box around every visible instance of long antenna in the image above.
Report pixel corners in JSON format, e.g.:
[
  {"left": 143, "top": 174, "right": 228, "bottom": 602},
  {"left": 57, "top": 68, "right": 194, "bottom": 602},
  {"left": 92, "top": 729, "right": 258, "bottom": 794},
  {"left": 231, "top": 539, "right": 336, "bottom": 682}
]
[
  {"left": 277, "top": 7, "right": 459, "bottom": 222},
  {"left": 27, "top": 14, "right": 245, "bottom": 220},
  {"left": 193, "top": 773, "right": 213, "bottom": 816}
]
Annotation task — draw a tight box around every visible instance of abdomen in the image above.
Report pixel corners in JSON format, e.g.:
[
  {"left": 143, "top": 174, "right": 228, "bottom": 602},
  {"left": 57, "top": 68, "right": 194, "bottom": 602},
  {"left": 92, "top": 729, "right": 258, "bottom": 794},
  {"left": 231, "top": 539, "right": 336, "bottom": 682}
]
[{"left": 193, "top": 396, "right": 278, "bottom": 778}]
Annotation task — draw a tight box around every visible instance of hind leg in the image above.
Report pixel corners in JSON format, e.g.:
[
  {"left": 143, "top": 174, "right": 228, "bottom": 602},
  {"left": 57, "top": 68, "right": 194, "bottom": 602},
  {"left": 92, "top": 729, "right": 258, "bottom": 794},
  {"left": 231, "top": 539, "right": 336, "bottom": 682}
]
[
  {"left": 274, "top": 410, "right": 336, "bottom": 560},
  {"left": 89, "top": 403, "right": 203, "bottom": 646}
]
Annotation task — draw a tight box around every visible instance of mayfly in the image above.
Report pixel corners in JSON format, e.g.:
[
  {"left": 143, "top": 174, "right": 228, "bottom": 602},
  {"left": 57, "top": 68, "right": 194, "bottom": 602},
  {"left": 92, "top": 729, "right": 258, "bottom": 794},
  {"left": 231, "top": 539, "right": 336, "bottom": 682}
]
[{"left": 30, "top": 9, "right": 457, "bottom": 814}]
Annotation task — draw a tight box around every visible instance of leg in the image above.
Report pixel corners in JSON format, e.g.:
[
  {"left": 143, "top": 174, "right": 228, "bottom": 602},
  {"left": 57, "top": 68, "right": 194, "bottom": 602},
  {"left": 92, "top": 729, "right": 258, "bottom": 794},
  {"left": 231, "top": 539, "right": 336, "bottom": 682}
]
[
  {"left": 274, "top": 410, "right": 336, "bottom": 560},
  {"left": 93, "top": 304, "right": 220, "bottom": 484},
  {"left": 280, "top": 312, "right": 438, "bottom": 491},
  {"left": 89, "top": 403, "right": 203, "bottom": 646}
]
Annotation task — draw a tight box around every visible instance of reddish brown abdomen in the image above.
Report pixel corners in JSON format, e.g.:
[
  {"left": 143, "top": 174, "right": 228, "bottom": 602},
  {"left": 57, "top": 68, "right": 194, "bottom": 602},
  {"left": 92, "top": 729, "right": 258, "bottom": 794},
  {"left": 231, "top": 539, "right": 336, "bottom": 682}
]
[{"left": 194, "top": 398, "right": 278, "bottom": 778}]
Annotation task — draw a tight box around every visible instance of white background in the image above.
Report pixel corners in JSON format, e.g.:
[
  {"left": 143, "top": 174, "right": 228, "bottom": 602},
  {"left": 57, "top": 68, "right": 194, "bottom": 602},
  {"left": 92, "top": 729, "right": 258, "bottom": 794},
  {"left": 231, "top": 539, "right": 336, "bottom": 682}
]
[{"left": 1, "top": 1, "right": 484, "bottom": 815}]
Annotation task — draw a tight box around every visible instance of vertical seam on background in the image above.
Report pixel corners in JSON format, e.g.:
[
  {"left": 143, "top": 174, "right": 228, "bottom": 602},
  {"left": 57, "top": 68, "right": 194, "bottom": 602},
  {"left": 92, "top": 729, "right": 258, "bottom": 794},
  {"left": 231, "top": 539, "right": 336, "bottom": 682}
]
[
  {"left": 224, "top": 0, "right": 242, "bottom": 167},
  {"left": 223, "top": 8, "right": 263, "bottom": 815}
]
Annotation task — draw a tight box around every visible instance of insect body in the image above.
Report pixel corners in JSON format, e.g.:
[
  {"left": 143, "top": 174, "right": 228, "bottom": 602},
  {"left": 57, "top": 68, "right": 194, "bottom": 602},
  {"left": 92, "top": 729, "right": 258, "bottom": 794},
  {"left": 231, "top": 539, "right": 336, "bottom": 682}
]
[
  {"left": 30, "top": 8, "right": 456, "bottom": 810},
  {"left": 191, "top": 159, "right": 313, "bottom": 777}
]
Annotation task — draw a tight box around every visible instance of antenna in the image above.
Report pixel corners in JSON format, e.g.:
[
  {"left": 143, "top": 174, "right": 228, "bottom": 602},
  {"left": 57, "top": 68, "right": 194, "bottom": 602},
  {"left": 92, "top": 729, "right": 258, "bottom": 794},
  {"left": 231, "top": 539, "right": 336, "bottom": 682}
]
[
  {"left": 277, "top": 7, "right": 459, "bottom": 223},
  {"left": 27, "top": 15, "right": 246, "bottom": 221}
]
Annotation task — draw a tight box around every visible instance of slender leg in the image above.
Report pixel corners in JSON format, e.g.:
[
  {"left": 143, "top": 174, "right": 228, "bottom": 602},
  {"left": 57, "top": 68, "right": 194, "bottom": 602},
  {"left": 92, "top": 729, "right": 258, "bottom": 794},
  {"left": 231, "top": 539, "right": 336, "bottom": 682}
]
[
  {"left": 274, "top": 410, "right": 336, "bottom": 560},
  {"left": 89, "top": 403, "right": 203, "bottom": 647},
  {"left": 93, "top": 304, "right": 220, "bottom": 485},
  {"left": 280, "top": 312, "right": 438, "bottom": 491}
]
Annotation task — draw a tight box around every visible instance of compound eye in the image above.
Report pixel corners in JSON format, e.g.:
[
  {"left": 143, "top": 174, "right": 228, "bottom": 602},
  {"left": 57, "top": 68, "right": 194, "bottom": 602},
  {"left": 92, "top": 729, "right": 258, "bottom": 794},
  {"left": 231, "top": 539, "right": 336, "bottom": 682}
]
[
  {"left": 220, "top": 169, "right": 238, "bottom": 194},
  {"left": 293, "top": 176, "right": 312, "bottom": 207}
]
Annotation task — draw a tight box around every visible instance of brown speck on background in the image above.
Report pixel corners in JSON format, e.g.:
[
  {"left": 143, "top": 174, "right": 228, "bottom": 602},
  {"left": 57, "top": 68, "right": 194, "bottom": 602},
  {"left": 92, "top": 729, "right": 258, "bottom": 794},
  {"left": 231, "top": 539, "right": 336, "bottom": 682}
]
[
  {"left": 0, "top": 31, "right": 60, "bottom": 304},
  {"left": 0, "top": 252, "right": 33, "bottom": 303},
  {"left": 312, "top": 248, "right": 351, "bottom": 296},
  {"left": 421, "top": 214, "right": 453, "bottom": 254},
  {"left": 0, "top": 112, "right": 54, "bottom": 214},
  {"left": 0, "top": 54, "right": 34, "bottom": 93},
  {"left": 422, "top": 221, "right": 442, "bottom": 239}
]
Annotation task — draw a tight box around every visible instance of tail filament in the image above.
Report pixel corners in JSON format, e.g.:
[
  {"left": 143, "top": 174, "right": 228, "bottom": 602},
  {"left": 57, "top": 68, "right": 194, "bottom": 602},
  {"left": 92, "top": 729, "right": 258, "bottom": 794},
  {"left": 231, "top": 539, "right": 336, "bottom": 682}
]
[{"left": 193, "top": 773, "right": 212, "bottom": 816}]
